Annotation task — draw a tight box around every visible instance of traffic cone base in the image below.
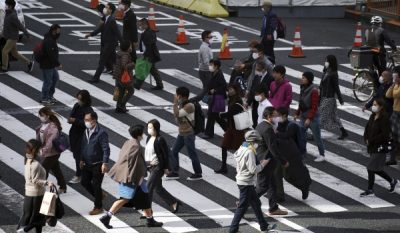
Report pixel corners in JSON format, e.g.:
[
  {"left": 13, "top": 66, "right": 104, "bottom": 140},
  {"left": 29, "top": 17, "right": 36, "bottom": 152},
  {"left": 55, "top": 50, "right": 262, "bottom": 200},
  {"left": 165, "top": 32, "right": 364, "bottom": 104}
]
[
  {"left": 90, "top": 0, "right": 99, "bottom": 9},
  {"left": 175, "top": 15, "right": 189, "bottom": 45},
  {"left": 288, "top": 26, "right": 305, "bottom": 58}
]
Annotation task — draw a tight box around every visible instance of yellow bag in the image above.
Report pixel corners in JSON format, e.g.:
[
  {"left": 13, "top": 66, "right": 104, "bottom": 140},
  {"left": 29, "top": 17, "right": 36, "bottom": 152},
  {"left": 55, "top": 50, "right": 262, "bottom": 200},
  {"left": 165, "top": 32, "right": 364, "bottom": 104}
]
[{"left": 113, "top": 87, "right": 119, "bottom": 101}]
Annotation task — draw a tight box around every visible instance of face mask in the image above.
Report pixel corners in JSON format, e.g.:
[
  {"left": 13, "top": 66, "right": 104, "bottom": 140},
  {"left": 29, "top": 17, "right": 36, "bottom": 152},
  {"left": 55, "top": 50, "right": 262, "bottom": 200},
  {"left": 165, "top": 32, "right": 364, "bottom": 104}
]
[
  {"left": 148, "top": 128, "right": 154, "bottom": 136},
  {"left": 324, "top": 62, "right": 329, "bottom": 69},
  {"left": 85, "top": 121, "right": 93, "bottom": 129},
  {"left": 273, "top": 117, "right": 282, "bottom": 125},
  {"left": 103, "top": 8, "right": 109, "bottom": 16},
  {"left": 209, "top": 65, "right": 215, "bottom": 72},
  {"left": 279, "top": 117, "right": 285, "bottom": 123},
  {"left": 118, "top": 4, "right": 125, "bottom": 10},
  {"left": 208, "top": 39, "right": 213, "bottom": 45},
  {"left": 54, "top": 32, "right": 60, "bottom": 40},
  {"left": 39, "top": 116, "right": 48, "bottom": 123},
  {"left": 379, "top": 76, "right": 384, "bottom": 84},
  {"left": 252, "top": 143, "right": 259, "bottom": 149},
  {"left": 252, "top": 52, "right": 259, "bottom": 60},
  {"left": 254, "top": 95, "right": 262, "bottom": 102},
  {"left": 97, "top": 12, "right": 103, "bottom": 17},
  {"left": 261, "top": 7, "right": 265, "bottom": 12},
  {"left": 371, "top": 106, "right": 380, "bottom": 113},
  {"left": 255, "top": 71, "right": 263, "bottom": 76}
]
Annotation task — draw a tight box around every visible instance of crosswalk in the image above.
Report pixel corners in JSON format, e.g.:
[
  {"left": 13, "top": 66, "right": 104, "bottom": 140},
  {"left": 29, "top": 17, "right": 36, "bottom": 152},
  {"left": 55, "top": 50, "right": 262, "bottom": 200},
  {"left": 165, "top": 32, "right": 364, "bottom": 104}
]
[{"left": 0, "top": 62, "right": 399, "bottom": 233}]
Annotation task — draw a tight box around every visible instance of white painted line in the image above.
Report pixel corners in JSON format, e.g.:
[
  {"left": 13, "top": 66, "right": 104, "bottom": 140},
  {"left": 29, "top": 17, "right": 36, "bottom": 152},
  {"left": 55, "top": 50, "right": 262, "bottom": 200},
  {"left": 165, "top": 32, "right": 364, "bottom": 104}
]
[
  {"left": 24, "top": 12, "right": 94, "bottom": 27},
  {"left": 341, "top": 64, "right": 354, "bottom": 70},
  {"left": 0, "top": 180, "right": 74, "bottom": 233},
  {"left": 27, "top": 29, "right": 74, "bottom": 52},
  {"left": 304, "top": 64, "right": 356, "bottom": 86}
]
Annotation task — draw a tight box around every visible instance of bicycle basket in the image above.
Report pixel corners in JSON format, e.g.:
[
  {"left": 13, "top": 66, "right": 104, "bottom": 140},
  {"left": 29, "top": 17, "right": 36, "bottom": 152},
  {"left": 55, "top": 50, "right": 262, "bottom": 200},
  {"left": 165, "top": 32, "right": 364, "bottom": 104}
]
[{"left": 350, "top": 46, "right": 373, "bottom": 69}]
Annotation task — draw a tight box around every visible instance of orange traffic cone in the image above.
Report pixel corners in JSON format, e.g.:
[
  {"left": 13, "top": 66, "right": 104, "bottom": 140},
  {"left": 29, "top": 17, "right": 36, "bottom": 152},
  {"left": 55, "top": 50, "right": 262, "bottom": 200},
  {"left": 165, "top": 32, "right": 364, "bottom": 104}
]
[
  {"left": 288, "top": 26, "right": 305, "bottom": 58},
  {"left": 115, "top": 8, "right": 124, "bottom": 21},
  {"left": 90, "top": 0, "right": 99, "bottom": 9},
  {"left": 148, "top": 3, "right": 158, "bottom": 32},
  {"left": 353, "top": 22, "right": 362, "bottom": 47},
  {"left": 219, "top": 28, "right": 232, "bottom": 60},
  {"left": 175, "top": 15, "right": 188, "bottom": 45}
]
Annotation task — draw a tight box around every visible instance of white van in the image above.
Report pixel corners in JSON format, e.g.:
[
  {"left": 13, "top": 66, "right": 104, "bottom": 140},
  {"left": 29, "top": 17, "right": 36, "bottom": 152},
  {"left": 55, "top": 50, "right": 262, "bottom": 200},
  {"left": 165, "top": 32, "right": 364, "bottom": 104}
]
[{"left": 0, "top": 0, "right": 25, "bottom": 38}]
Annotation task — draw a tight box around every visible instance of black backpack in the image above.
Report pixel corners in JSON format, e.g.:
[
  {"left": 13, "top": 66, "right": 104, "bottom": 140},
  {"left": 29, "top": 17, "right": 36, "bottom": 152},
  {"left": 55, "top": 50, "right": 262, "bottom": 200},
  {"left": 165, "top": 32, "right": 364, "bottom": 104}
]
[
  {"left": 276, "top": 17, "right": 286, "bottom": 39},
  {"left": 185, "top": 101, "right": 205, "bottom": 135}
]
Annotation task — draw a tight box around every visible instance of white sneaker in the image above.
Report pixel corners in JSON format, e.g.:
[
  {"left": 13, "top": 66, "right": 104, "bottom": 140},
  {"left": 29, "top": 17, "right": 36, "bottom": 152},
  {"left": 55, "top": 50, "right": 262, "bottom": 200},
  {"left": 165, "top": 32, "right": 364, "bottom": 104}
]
[
  {"left": 17, "top": 228, "right": 27, "bottom": 233},
  {"left": 68, "top": 176, "right": 81, "bottom": 184},
  {"left": 314, "top": 156, "right": 326, "bottom": 162}
]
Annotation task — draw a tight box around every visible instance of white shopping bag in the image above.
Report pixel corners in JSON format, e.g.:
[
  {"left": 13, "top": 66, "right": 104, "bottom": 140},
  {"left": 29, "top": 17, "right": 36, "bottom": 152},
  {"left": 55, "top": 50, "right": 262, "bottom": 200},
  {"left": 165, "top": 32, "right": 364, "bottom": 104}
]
[{"left": 39, "top": 191, "right": 57, "bottom": 216}]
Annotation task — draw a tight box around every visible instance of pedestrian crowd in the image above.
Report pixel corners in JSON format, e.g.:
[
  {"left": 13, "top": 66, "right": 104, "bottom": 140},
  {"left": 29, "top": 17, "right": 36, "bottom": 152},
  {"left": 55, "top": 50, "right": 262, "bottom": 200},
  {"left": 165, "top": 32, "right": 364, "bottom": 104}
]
[{"left": 8, "top": 0, "right": 400, "bottom": 232}]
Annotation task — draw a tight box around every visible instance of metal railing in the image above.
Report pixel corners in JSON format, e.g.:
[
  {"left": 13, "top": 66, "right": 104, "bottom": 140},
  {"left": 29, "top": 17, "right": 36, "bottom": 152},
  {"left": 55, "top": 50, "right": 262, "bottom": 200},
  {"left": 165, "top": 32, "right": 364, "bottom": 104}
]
[{"left": 367, "top": 0, "right": 400, "bottom": 17}]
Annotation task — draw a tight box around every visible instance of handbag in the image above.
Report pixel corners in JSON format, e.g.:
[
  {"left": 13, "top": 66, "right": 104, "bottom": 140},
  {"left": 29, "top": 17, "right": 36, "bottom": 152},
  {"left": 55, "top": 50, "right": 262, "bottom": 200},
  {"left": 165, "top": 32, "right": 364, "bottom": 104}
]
[
  {"left": 120, "top": 69, "right": 131, "bottom": 84},
  {"left": 52, "top": 132, "right": 70, "bottom": 153},
  {"left": 233, "top": 103, "right": 253, "bottom": 130},
  {"left": 135, "top": 58, "right": 152, "bottom": 81},
  {"left": 113, "top": 87, "right": 119, "bottom": 101},
  {"left": 376, "top": 139, "right": 394, "bottom": 153},
  {"left": 40, "top": 189, "right": 57, "bottom": 216}
]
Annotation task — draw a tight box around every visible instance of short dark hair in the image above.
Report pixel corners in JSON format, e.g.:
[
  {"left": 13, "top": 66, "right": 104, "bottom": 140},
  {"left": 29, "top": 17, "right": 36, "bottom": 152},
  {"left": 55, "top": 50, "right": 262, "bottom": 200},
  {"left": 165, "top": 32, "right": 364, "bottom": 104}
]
[
  {"left": 255, "top": 61, "right": 267, "bottom": 71},
  {"left": 255, "top": 44, "right": 264, "bottom": 53},
  {"left": 5, "top": 0, "right": 16, "bottom": 8},
  {"left": 201, "top": 30, "right": 212, "bottom": 41},
  {"left": 49, "top": 24, "right": 61, "bottom": 33},
  {"left": 120, "top": 40, "right": 131, "bottom": 52},
  {"left": 176, "top": 86, "right": 189, "bottom": 98},
  {"left": 121, "top": 0, "right": 131, "bottom": 7},
  {"left": 276, "top": 107, "right": 289, "bottom": 117},
  {"left": 255, "top": 85, "right": 268, "bottom": 96},
  {"left": 139, "top": 18, "right": 149, "bottom": 26},
  {"left": 148, "top": 119, "right": 161, "bottom": 137},
  {"left": 273, "top": 65, "right": 286, "bottom": 76},
  {"left": 129, "top": 124, "right": 144, "bottom": 139},
  {"left": 263, "top": 106, "right": 275, "bottom": 119},
  {"left": 86, "top": 111, "right": 98, "bottom": 121},
  {"left": 107, "top": 3, "right": 116, "bottom": 14},
  {"left": 209, "top": 59, "right": 221, "bottom": 69},
  {"left": 325, "top": 55, "right": 338, "bottom": 72},
  {"left": 77, "top": 89, "right": 92, "bottom": 106},
  {"left": 97, "top": 3, "right": 105, "bottom": 13}
]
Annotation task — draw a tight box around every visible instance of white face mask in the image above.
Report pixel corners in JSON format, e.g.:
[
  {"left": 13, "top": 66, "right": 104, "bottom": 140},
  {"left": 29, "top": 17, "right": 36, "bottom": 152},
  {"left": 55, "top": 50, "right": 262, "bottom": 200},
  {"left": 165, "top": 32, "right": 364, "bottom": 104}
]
[
  {"left": 39, "top": 115, "right": 48, "bottom": 123},
  {"left": 324, "top": 61, "right": 329, "bottom": 69},
  {"left": 252, "top": 52, "right": 260, "bottom": 60},
  {"left": 103, "top": 8, "right": 109, "bottom": 16},
  {"left": 272, "top": 116, "right": 282, "bottom": 124},
  {"left": 148, "top": 128, "right": 154, "bottom": 136},
  {"left": 85, "top": 121, "right": 93, "bottom": 129},
  {"left": 371, "top": 106, "right": 380, "bottom": 113},
  {"left": 209, "top": 65, "right": 215, "bottom": 72},
  {"left": 379, "top": 76, "right": 384, "bottom": 84},
  {"left": 254, "top": 95, "right": 262, "bottom": 102},
  {"left": 255, "top": 71, "right": 263, "bottom": 76},
  {"left": 252, "top": 143, "right": 259, "bottom": 149},
  {"left": 118, "top": 4, "right": 125, "bottom": 10}
]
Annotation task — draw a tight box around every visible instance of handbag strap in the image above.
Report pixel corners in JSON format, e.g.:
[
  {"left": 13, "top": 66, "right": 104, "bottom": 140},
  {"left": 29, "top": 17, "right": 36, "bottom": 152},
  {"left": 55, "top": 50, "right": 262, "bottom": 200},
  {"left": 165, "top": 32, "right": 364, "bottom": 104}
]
[
  {"left": 235, "top": 103, "right": 246, "bottom": 112},
  {"left": 270, "top": 82, "right": 284, "bottom": 98}
]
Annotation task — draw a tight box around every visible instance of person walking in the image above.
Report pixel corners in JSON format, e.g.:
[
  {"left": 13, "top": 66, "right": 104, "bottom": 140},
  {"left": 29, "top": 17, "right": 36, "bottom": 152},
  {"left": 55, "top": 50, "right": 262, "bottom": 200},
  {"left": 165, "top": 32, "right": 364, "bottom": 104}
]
[
  {"left": 119, "top": 0, "right": 138, "bottom": 62},
  {"left": 230, "top": 40, "right": 259, "bottom": 84},
  {"left": 138, "top": 18, "right": 163, "bottom": 90},
  {"left": 80, "top": 112, "right": 110, "bottom": 215},
  {"left": 167, "top": 86, "right": 203, "bottom": 180},
  {"left": 360, "top": 98, "right": 398, "bottom": 197},
  {"left": 113, "top": 40, "right": 135, "bottom": 113},
  {"left": 386, "top": 68, "right": 400, "bottom": 165},
  {"left": 39, "top": 24, "right": 62, "bottom": 106},
  {"left": 86, "top": 2, "right": 122, "bottom": 83},
  {"left": 202, "top": 59, "right": 227, "bottom": 139},
  {"left": 145, "top": 119, "right": 180, "bottom": 213},
  {"left": 215, "top": 84, "right": 246, "bottom": 174},
  {"left": 0, "top": 0, "right": 33, "bottom": 73},
  {"left": 68, "top": 90, "right": 94, "bottom": 184},
  {"left": 17, "top": 139, "right": 55, "bottom": 233},
  {"left": 319, "top": 55, "right": 348, "bottom": 140},
  {"left": 255, "top": 87, "right": 273, "bottom": 125},
  {"left": 260, "top": 0, "right": 278, "bottom": 63},
  {"left": 295, "top": 71, "right": 325, "bottom": 162},
  {"left": 269, "top": 65, "right": 293, "bottom": 111},
  {"left": 255, "top": 107, "right": 288, "bottom": 216},
  {"left": 36, "top": 107, "right": 66, "bottom": 193},
  {"left": 99, "top": 125, "right": 163, "bottom": 228},
  {"left": 191, "top": 30, "right": 213, "bottom": 102},
  {"left": 94, "top": 3, "right": 114, "bottom": 74},
  {"left": 363, "top": 70, "right": 394, "bottom": 115},
  {"left": 229, "top": 130, "right": 277, "bottom": 233}
]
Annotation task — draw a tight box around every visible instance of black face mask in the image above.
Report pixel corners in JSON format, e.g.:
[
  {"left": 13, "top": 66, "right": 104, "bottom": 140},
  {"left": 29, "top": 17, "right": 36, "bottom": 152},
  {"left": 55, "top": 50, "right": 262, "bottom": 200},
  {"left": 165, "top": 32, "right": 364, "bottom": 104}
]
[{"left": 53, "top": 33, "right": 61, "bottom": 40}]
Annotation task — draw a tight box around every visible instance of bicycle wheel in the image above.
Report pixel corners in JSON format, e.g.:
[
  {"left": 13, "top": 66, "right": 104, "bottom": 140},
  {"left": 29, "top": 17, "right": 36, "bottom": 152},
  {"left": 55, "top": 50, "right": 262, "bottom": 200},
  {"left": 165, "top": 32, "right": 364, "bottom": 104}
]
[{"left": 353, "top": 70, "right": 375, "bottom": 102}]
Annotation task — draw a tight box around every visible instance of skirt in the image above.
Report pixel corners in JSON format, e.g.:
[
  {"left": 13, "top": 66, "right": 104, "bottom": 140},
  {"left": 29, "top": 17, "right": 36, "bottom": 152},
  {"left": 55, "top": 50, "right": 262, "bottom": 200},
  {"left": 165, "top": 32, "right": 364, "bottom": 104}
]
[
  {"left": 367, "top": 153, "right": 386, "bottom": 172},
  {"left": 18, "top": 195, "right": 46, "bottom": 229},
  {"left": 118, "top": 181, "right": 149, "bottom": 199},
  {"left": 390, "top": 111, "right": 400, "bottom": 141},
  {"left": 122, "top": 181, "right": 151, "bottom": 210},
  {"left": 319, "top": 97, "right": 343, "bottom": 131}
]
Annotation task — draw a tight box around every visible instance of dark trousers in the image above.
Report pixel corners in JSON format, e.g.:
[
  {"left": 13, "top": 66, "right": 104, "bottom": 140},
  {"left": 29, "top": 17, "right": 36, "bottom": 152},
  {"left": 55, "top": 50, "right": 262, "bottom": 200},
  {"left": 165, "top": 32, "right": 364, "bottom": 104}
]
[
  {"left": 256, "top": 160, "right": 279, "bottom": 212},
  {"left": 367, "top": 169, "right": 393, "bottom": 190},
  {"left": 73, "top": 151, "right": 81, "bottom": 177},
  {"left": 274, "top": 161, "right": 285, "bottom": 200},
  {"left": 93, "top": 43, "right": 117, "bottom": 80},
  {"left": 18, "top": 196, "right": 45, "bottom": 233},
  {"left": 261, "top": 37, "right": 275, "bottom": 64},
  {"left": 116, "top": 82, "right": 134, "bottom": 109},
  {"left": 251, "top": 100, "right": 259, "bottom": 128},
  {"left": 41, "top": 154, "right": 66, "bottom": 189},
  {"left": 372, "top": 52, "right": 387, "bottom": 76},
  {"left": 81, "top": 163, "right": 104, "bottom": 208},
  {"left": 229, "top": 185, "right": 269, "bottom": 233},
  {"left": 150, "top": 63, "right": 163, "bottom": 87},
  {"left": 129, "top": 42, "right": 137, "bottom": 63},
  {"left": 191, "top": 70, "right": 211, "bottom": 102},
  {"left": 205, "top": 112, "right": 227, "bottom": 137},
  {"left": 147, "top": 166, "right": 177, "bottom": 206}
]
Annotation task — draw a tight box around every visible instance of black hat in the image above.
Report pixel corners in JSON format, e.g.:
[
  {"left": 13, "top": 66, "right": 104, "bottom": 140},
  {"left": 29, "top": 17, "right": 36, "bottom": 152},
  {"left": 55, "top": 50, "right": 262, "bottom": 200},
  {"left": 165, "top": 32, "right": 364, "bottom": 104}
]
[{"left": 302, "top": 71, "right": 314, "bottom": 84}]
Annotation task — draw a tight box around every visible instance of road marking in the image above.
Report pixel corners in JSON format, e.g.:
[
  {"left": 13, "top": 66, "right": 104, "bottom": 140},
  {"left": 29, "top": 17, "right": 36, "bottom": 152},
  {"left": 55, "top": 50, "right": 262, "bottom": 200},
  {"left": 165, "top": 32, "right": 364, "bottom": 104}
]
[
  {"left": 27, "top": 29, "right": 74, "bottom": 52},
  {"left": 24, "top": 12, "right": 94, "bottom": 27}
]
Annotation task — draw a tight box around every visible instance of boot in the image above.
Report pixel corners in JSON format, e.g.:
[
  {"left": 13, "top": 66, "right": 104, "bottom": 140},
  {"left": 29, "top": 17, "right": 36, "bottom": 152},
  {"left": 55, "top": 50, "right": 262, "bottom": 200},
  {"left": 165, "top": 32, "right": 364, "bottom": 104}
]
[
  {"left": 146, "top": 217, "right": 163, "bottom": 227},
  {"left": 338, "top": 127, "right": 348, "bottom": 140},
  {"left": 99, "top": 214, "right": 113, "bottom": 229}
]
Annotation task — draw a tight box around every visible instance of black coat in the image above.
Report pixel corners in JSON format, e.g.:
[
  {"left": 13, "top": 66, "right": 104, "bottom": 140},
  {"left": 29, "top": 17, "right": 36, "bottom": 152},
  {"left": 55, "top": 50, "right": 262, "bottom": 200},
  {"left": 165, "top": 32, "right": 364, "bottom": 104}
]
[
  {"left": 146, "top": 136, "right": 170, "bottom": 170},
  {"left": 90, "top": 15, "right": 122, "bottom": 46},
  {"left": 365, "top": 82, "right": 394, "bottom": 115},
  {"left": 207, "top": 70, "right": 227, "bottom": 96},
  {"left": 256, "top": 121, "right": 287, "bottom": 164},
  {"left": 319, "top": 69, "right": 344, "bottom": 104},
  {"left": 139, "top": 28, "right": 161, "bottom": 63},
  {"left": 364, "top": 112, "right": 391, "bottom": 153},
  {"left": 247, "top": 72, "right": 273, "bottom": 106},
  {"left": 122, "top": 10, "right": 138, "bottom": 43},
  {"left": 68, "top": 103, "right": 93, "bottom": 154},
  {"left": 40, "top": 33, "right": 60, "bottom": 69}
]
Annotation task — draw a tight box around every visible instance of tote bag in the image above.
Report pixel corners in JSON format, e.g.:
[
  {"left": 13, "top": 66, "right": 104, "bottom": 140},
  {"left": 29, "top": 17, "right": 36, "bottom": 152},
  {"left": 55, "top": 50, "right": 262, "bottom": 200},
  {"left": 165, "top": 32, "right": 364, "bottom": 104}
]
[
  {"left": 233, "top": 103, "right": 253, "bottom": 130},
  {"left": 135, "top": 58, "right": 152, "bottom": 81},
  {"left": 40, "top": 190, "right": 57, "bottom": 216}
]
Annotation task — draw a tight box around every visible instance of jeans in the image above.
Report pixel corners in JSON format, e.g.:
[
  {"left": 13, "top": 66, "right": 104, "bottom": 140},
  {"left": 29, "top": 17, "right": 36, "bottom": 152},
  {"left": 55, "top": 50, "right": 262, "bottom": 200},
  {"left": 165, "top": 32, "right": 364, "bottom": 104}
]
[
  {"left": 170, "top": 134, "right": 202, "bottom": 174},
  {"left": 116, "top": 82, "right": 134, "bottom": 109},
  {"left": 81, "top": 163, "right": 104, "bottom": 208},
  {"left": 229, "top": 185, "right": 269, "bottom": 233},
  {"left": 300, "top": 115, "right": 325, "bottom": 156},
  {"left": 147, "top": 166, "right": 177, "bottom": 206},
  {"left": 256, "top": 159, "right": 279, "bottom": 212},
  {"left": 41, "top": 68, "right": 59, "bottom": 101},
  {"left": 191, "top": 70, "right": 211, "bottom": 102}
]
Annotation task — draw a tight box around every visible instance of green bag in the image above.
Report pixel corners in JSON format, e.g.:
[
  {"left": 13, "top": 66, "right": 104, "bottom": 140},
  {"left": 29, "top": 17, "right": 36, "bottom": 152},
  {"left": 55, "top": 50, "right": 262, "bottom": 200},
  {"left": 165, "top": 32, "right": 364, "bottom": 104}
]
[{"left": 135, "top": 58, "right": 152, "bottom": 81}]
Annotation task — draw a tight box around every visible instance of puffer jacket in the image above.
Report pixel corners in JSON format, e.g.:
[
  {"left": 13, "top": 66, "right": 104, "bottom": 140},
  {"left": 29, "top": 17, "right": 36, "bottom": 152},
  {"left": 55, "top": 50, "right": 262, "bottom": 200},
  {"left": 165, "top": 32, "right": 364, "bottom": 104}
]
[{"left": 113, "top": 50, "right": 135, "bottom": 86}]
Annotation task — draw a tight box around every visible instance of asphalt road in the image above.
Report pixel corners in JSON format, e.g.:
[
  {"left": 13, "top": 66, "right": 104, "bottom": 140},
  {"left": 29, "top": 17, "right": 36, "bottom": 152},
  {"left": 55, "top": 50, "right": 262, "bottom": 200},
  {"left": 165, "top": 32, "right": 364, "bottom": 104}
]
[{"left": 1, "top": 0, "right": 400, "bottom": 233}]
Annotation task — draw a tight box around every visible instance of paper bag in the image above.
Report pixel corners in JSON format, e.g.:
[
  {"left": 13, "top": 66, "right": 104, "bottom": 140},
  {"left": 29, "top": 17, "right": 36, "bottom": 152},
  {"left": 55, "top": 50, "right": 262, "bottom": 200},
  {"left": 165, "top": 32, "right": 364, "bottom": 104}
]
[{"left": 39, "top": 191, "right": 57, "bottom": 216}]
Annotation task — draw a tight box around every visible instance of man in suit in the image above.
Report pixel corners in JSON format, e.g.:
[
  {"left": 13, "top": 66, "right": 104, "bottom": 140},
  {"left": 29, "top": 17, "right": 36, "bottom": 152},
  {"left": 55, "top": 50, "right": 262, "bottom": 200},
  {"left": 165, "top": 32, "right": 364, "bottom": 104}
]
[
  {"left": 138, "top": 18, "right": 164, "bottom": 90},
  {"left": 119, "top": 0, "right": 138, "bottom": 62},
  {"left": 255, "top": 106, "right": 288, "bottom": 216},
  {"left": 86, "top": 3, "right": 122, "bottom": 83}
]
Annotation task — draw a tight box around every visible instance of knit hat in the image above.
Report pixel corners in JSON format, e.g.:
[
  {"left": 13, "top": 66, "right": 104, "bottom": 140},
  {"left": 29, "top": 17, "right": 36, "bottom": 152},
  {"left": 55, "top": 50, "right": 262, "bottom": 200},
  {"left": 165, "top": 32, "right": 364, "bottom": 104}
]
[
  {"left": 245, "top": 130, "right": 262, "bottom": 142},
  {"left": 263, "top": 0, "right": 272, "bottom": 6},
  {"left": 302, "top": 71, "right": 314, "bottom": 84}
]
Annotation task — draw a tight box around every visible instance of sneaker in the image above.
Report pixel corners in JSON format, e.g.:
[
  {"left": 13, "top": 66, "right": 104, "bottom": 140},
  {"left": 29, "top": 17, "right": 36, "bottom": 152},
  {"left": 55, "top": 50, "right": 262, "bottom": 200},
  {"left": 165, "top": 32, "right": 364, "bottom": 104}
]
[
  {"left": 187, "top": 174, "right": 203, "bottom": 181},
  {"left": 0, "top": 69, "right": 8, "bottom": 74},
  {"left": 50, "top": 97, "right": 57, "bottom": 104},
  {"left": 146, "top": 217, "right": 163, "bottom": 227},
  {"left": 16, "top": 228, "right": 27, "bottom": 233},
  {"left": 268, "top": 208, "right": 288, "bottom": 216},
  {"left": 360, "top": 189, "right": 374, "bottom": 197},
  {"left": 41, "top": 100, "right": 54, "bottom": 106},
  {"left": 68, "top": 176, "right": 81, "bottom": 184},
  {"left": 389, "top": 179, "right": 398, "bottom": 193},
  {"left": 314, "top": 156, "right": 325, "bottom": 162},
  {"left": 151, "top": 86, "right": 163, "bottom": 91},
  {"left": 27, "top": 61, "right": 34, "bottom": 72},
  {"left": 261, "top": 223, "right": 277, "bottom": 233},
  {"left": 89, "top": 208, "right": 103, "bottom": 215},
  {"left": 99, "top": 214, "right": 113, "bottom": 229},
  {"left": 166, "top": 172, "right": 180, "bottom": 180},
  {"left": 302, "top": 189, "right": 309, "bottom": 200}
]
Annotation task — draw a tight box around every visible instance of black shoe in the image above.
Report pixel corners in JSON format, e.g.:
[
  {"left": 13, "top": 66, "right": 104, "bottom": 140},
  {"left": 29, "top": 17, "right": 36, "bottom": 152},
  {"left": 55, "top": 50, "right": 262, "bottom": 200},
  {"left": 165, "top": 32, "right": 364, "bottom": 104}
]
[
  {"left": 200, "top": 134, "right": 213, "bottom": 139},
  {"left": 338, "top": 127, "right": 348, "bottom": 140},
  {"left": 187, "top": 174, "right": 202, "bottom": 181},
  {"left": 302, "top": 189, "right": 309, "bottom": 200},
  {"left": 146, "top": 217, "right": 163, "bottom": 227},
  {"left": 99, "top": 214, "right": 113, "bottom": 229},
  {"left": 151, "top": 86, "right": 163, "bottom": 90},
  {"left": 27, "top": 61, "right": 34, "bottom": 73},
  {"left": 276, "top": 197, "right": 285, "bottom": 203},
  {"left": 0, "top": 69, "right": 8, "bottom": 74},
  {"left": 214, "top": 166, "right": 227, "bottom": 174},
  {"left": 390, "top": 179, "right": 398, "bottom": 193},
  {"left": 88, "top": 78, "right": 100, "bottom": 83},
  {"left": 115, "top": 107, "right": 128, "bottom": 113},
  {"left": 360, "top": 189, "right": 374, "bottom": 197},
  {"left": 171, "top": 201, "right": 181, "bottom": 213},
  {"left": 386, "top": 160, "right": 398, "bottom": 166},
  {"left": 166, "top": 172, "right": 180, "bottom": 180}
]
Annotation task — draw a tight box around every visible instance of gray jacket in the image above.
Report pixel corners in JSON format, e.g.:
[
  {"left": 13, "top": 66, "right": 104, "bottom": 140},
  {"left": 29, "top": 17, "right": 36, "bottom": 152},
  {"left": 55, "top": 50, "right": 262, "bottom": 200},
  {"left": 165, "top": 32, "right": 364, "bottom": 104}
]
[
  {"left": 198, "top": 41, "right": 213, "bottom": 71},
  {"left": 3, "top": 10, "right": 28, "bottom": 40},
  {"left": 256, "top": 120, "right": 287, "bottom": 164},
  {"left": 246, "top": 56, "right": 274, "bottom": 93},
  {"left": 234, "top": 144, "right": 264, "bottom": 186}
]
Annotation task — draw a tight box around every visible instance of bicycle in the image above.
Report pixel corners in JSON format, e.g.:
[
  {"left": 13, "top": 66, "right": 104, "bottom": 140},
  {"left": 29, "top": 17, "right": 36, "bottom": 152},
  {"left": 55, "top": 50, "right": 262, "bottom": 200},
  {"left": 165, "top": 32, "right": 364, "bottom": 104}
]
[{"left": 351, "top": 50, "right": 399, "bottom": 102}]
